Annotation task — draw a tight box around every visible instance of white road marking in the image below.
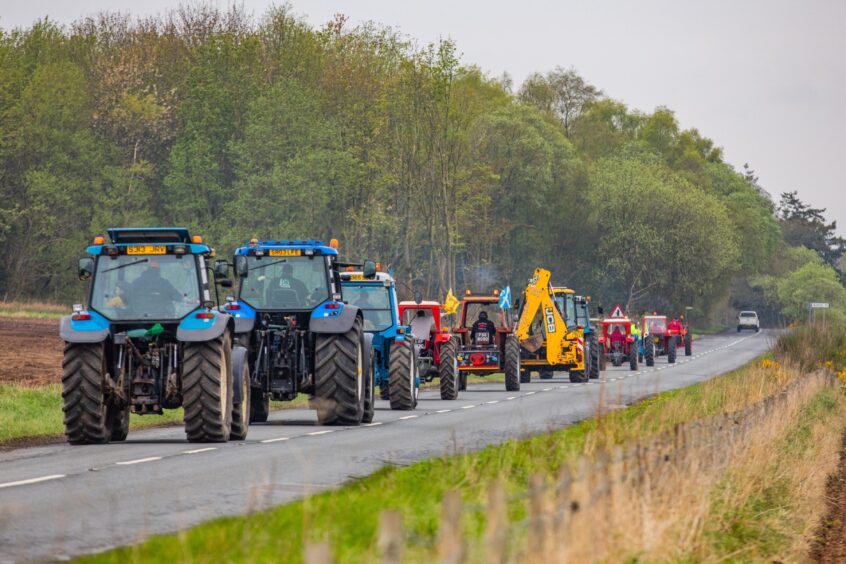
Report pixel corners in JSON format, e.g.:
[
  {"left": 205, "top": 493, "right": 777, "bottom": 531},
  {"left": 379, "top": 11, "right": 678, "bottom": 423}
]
[
  {"left": 543, "top": 388, "right": 552, "bottom": 391},
  {"left": 183, "top": 447, "right": 217, "bottom": 454},
  {"left": 0, "top": 474, "right": 65, "bottom": 489},
  {"left": 461, "top": 405, "right": 475, "bottom": 409},
  {"left": 525, "top": 391, "right": 536, "bottom": 396},
  {"left": 261, "top": 437, "right": 291, "bottom": 443},
  {"left": 364, "top": 422, "right": 383, "bottom": 427},
  {"left": 307, "top": 430, "right": 333, "bottom": 436},
  {"left": 116, "top": 457, "right": 161, "bottom": 466},
  {"left": 505, "top": 396, "right": 517, "bottom": 400},
  {"left": 399, "top": 415, "right": 418, "bottom": 420},
  {"left": 435, "top": 409, "right": 452, "bottom": 413},
  {"left": 486, "top": 400, "right": 500, "bottom": 404}
]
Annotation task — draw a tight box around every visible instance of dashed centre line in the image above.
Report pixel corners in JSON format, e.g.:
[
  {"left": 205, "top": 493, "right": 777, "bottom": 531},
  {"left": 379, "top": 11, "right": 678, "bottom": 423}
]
[
  {"left": 115, "top": 457, "right": 161, "bottom": 466},
  {"left": 0, "top": 474, "right": 66, "bottom": 489},
  {"left": 399, "top": 415, "right": 418, "bottom": 420},
  {"left": 260, "top": 437, "right": 291, "bottom": 443},
  {"left": 435, "top": 409, "right": 452, "bottom": 413},
  {"left": 183, "top": 447, "right": 217, "bottom": 454},
  {"left": 307, "top": 430, "right": 334, "bottom": 436},
  {"left": 461, "top": 405, "right": 475, "bottom": 409}
]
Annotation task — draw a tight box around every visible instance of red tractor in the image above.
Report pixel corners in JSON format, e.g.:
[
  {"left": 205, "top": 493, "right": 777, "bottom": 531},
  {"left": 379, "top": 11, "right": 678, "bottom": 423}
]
[
  {"left": 398, "top": 301, "right": 461, "bottom": 400},
  {"left": 640, "top": 315, "right": 692, "bottom": 366},
  {"left": 598, "top": 311, "right": 638, "bottom": 371},
  {"left": 453, "top": 292, "right": 521, "bottom": 392}
]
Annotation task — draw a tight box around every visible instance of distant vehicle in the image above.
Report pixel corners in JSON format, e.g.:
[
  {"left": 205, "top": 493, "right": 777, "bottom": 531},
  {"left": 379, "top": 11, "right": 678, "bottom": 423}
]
[{"left": 737, "top": 311, "right": 760, "bottom": 332}]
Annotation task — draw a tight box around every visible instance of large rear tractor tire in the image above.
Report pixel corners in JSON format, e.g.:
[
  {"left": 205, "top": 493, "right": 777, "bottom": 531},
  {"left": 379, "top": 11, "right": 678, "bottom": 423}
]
[
  {"left": 230, "top": 347, "right": 251, "bottom": 441},
  {"left": 388, "top": 341, "right": 418, "bottom": 410},
  {"left": 438, "top": 339, "right": 459, "bottom": 400},
  {"left": 644, "top": 338, "right": 655, "bottom": 367},
  {"left": 589, "top": 334, "right": 600, "bottom": 379},
  {"left": 62, "top": 342, "right": 115, "bottom": 444},
  {"left": 183, "top": 334, "right": 234, "bottom": 442},
  {"left": 505, "top": 336, "right": 521, "bottom": 392},
  {"left": 667, "top": 337, "right": 677, "bottom": 364},
  {"left": 314, "top": 318, "right": 366, "bottom": 425},
  {"left": 684, "top": 334, "right": 692, "bottom": 356}
]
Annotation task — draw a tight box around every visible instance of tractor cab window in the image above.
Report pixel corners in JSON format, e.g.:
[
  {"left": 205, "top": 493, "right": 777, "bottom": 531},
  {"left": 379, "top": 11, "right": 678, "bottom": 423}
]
[
  {"left": 239, "top": 255, "right": 329, "bottom": 311},
  {"left": 645, "top": 318, "right": 667, "bottom": 334},
  {"left": 90, "top": 254, "right": 201, "bottom": 321},
  {"left": 606, "top": 323, "right": 628, "bottom": 338},
  {"left": 342, "top": 284, "right": 393, "bottom": 331},
  {"left": 463, "top": 303, "right": 505, "bottom": 329},
  {"left": 575, "top": 302, "right": 589, "bottom": 327},
  {"left": 553, "top": 293, "right": 577, "bottom": 331}
]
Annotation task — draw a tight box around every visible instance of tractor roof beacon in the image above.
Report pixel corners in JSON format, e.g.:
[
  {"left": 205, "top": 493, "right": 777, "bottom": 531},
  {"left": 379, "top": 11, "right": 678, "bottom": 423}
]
[
  {"left": 228, "top": 239, "right": 372, "bottom": 426},
  {"left": 341, "top": 268, "right": 419, "bottom": 410},
  {"left": 61, "top": 227, "right": 247, "bottom": 444}
]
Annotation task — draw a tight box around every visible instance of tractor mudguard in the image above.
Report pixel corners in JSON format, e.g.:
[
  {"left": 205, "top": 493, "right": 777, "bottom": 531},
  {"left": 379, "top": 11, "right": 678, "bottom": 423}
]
[
  {"left": 310, "top": 302, "right": 360, "bottom": 334},
  {"left": 177, "top": 311, "right": 233, "bottom": 342},
  {"left": 232, "top": 345, "right": 248, "bottom": 404},
  {"left": 59, "top": 312, "right": 110, "bottom": 344}
]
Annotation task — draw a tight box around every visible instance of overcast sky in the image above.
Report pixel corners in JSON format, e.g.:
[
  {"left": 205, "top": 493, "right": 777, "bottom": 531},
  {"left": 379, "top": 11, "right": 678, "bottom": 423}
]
[{"left": 3, "top": 0, "right": 845, "bottom": 233}]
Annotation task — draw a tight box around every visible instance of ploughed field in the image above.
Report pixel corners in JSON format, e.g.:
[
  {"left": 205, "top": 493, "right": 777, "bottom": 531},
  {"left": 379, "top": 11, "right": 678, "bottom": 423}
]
[{"left": 0, "top": 317, "right": 61, "bottom": 386}]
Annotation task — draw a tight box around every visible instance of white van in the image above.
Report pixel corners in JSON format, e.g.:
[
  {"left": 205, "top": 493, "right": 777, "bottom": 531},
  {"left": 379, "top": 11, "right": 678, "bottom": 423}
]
[{"left": 737, "top": 311, "right": 760, "bottom": 332}]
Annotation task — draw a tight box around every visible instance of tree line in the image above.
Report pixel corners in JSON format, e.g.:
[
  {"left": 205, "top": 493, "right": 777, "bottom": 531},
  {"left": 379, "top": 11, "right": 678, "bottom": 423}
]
[{"left": 0, "top": 4, "right": 843, "bottom": 323}]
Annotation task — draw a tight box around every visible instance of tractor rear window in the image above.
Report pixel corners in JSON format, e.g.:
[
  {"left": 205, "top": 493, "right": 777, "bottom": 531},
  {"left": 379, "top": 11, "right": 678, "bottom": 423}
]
[
  {"left": 463, "top": 303, "right": 506, "bottom": 328},
  {"left": 342, "top": 284, "right": 393, "bottom": 331},
  {"left": 645, "top": 318, "right": 667, "bottom": 333},
  {"left": 90, "top": 254, "right": 201, "bottom": 321},
  {"left": 239, "top": 256, "right": 329, "bottom": 311}
]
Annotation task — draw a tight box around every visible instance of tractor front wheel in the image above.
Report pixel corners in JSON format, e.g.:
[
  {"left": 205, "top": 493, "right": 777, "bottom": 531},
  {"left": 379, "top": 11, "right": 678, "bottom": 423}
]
[
  {"left": 230, "top": 347, "right": 251, "bottom": 441},
  {"left": 183, "top": 334, "right": 234, "bottom": 442},
  {"left": 685, "top": 334, "right": 692, "bottom": 356},
  {"left": 644, "top": 338, "right": 655, "bottom": 367},
  {"left": 589, "top": 334, "right": 600, "bottom": 379},
  {"left": 389, "top": 341, "right": 418, "bottom": 410},
  {"left": 504, "top": 336, "right": 521, "bottom": 391},
  {"left": 438, "top": 339, "right": 459, "bottom": 400},
  {"left": 314, "top": 318, "right": 366, "bottom": 425},
  {"left": 599, "top": 344, "right": 607, "bottom": 371},
  {"left": 667, "top": 337, "right": 677, "bottom": 364},
  {"left": 629, "top": 345, "right": 638, "bottom": 371},
  {"left": 362, "top": 344, "right": 376, "bottom": 423},
  {"left": 250, "top": 388, "right": 269, "bottom": 423},
  {"left": 569, "top": 368, "right": 588, "bottom": 383}
]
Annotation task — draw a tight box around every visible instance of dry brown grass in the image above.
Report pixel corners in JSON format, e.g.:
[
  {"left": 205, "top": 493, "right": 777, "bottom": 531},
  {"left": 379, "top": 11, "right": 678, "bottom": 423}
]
[{"left": 0, "top": 299, "right": 67, "bottom": 318}]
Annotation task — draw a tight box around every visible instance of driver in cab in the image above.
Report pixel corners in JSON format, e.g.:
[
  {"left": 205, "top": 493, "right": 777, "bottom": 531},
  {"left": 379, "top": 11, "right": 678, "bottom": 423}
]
[
  {"left": 127, "top": 260, "right": 181, "bottom": 306},
  {"left": 471, "top": 311, "right": 497, "bottom": 346}
]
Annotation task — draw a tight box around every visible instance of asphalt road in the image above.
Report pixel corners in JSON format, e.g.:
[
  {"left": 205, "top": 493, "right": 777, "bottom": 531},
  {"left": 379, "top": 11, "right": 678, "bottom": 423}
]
[{"left": 0, "top": 330, "right": 775, "bottom": 562}]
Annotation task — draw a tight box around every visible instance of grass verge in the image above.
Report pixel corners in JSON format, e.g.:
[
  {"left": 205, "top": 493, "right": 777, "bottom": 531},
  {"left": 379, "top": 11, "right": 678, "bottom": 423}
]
[
  {"left": 82, "top": 350, "right": 828, "bottom": 563},
  {"left": 0, "top": 385, "right": 309, "bottom": 445},
  {"left": 0, "top": 300, "right": 66, "bottom": 318}
]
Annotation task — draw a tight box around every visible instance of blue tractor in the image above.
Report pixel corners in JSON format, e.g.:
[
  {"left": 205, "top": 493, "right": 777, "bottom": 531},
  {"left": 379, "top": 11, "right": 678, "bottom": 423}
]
[
  {"left": 223, "top": 239, "right": 374, "bottom": 425},
  {"left": 340, "top": 268, "right": 419, "bottom": 410},
  {"left": 60, "top": 228, "right": 248, "bottom": 444}
]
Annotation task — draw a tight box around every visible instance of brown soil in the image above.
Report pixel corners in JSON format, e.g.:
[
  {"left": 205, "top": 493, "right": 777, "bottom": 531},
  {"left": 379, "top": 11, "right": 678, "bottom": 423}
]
[
  {"left": 811, "top": 430, "right": 846, "bottom": 562},
  {"left": 0, "top": 317, "right": 62, "bottom": 386}
]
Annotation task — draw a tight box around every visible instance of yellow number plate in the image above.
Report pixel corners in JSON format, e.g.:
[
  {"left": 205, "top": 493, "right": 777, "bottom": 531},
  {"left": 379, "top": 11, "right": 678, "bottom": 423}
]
[
  {"left": 268, "top": 249, "right": 302, "bottom": 257},
  {"left": 350, "top": 274, "right": 366, "bottom": 281},
  {"left": 127, "top": 245, "right": 166, "bottom": 255}
]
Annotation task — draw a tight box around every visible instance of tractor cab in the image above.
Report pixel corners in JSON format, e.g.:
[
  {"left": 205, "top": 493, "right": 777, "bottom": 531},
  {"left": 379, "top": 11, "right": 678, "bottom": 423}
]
[
  {"left": 340, "top": 270, "right": 401, "bottom": 334},
  {"left": 457, "top": 293, "right": 510, "bottom": 350},
  {"left": 642, "top": 315, "right": 668, "bottom": 337},
  {"left": 598, "top": 305, "right": 638, "bottom": 370},
  {"left": 79, "top": 227, "right": 214, "bottom": 328}
]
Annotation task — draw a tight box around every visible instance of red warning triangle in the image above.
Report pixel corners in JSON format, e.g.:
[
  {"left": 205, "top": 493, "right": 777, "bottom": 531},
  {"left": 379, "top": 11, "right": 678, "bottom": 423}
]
[{"left": 610, "top": 304, "right": 625, "bottom": 318}]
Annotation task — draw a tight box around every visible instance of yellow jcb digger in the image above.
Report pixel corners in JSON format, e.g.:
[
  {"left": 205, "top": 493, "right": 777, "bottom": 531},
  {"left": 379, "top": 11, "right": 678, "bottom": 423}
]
[{"left": 514, "top": 268, "right": 589, "bottom": 383}]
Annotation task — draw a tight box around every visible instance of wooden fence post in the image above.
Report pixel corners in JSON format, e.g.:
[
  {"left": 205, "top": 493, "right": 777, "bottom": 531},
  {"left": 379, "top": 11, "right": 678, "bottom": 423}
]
[
  {"left": 438, "top": 490, "right": 464, "bottom": 564},
  {"left": 304, "top": 540, "right": 332, "bottom": 564},
  {"left": 526, "top": 473, "right": 549, "bottom": 562},
  {"left": 378, "top": 510, "right": 404, "bottom": 564},
  {"left": 484, "top": 479, "right": 508, "bottom": 564}
]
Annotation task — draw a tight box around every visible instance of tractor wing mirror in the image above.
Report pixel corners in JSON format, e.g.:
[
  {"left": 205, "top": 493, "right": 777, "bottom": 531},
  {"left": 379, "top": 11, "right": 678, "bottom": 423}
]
[
  {"left": 213, "top": 259, "right": 230, "bottom": 280},
  {"left": 233, "top": 255, "right": 248, "bottom": 278},
  {"left": 78, "top": 257, "right": 94, "bottom": 281},
  {"left": 363, "top": 260, "right": 377, "bottom": 279}
]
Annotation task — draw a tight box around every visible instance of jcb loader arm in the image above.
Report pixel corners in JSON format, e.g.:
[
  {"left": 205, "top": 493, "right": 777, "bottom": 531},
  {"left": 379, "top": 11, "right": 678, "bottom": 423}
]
[{"left": 515, "top": 268, "right": 570, "bottom": 366}]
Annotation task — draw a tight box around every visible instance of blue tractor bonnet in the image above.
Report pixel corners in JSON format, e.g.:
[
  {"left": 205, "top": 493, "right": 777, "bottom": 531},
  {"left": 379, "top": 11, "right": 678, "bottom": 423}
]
[
  {"left": 234, "top": 239, "right": 338, "bottom": 256},
  {"left": 86, "top": 227, "right": 210, "bottom": 255}
]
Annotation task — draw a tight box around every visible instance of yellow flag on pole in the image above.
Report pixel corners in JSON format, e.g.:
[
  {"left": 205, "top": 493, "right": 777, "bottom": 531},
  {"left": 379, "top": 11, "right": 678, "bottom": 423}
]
[{"left": 443, "top": 289, "right": 460, "bottom": 315}]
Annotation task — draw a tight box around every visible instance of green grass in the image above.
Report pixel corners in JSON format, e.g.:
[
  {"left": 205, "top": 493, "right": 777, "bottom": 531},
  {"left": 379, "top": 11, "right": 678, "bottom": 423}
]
[
  {"left": 0, "top": 385, "right": 313, "bottom": 446},
  {"left": 83, "top": 355, "right": 793, "bottom": 563},
  {"left": 0, "top": 300, "right": 67, "bottom": 319},
  {"left": 0, "top": 384, "right": 184, "bottom": 444}
]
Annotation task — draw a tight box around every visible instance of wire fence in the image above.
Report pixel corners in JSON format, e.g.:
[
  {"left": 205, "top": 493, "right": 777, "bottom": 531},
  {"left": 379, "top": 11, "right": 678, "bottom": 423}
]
[{"left": 304, "top": 371, "right": 835, "bottom": 563}]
